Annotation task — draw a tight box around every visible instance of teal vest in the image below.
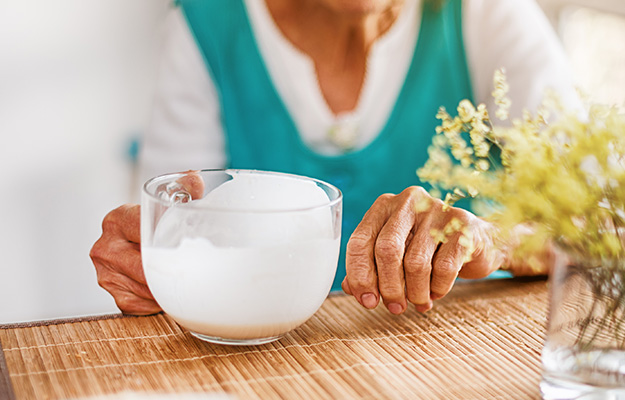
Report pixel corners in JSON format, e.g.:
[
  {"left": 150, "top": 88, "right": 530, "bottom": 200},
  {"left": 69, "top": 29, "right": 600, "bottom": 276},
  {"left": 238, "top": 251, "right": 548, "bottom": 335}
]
[{"left": 179, "top": 0, "right": 474, "bottom": 290}]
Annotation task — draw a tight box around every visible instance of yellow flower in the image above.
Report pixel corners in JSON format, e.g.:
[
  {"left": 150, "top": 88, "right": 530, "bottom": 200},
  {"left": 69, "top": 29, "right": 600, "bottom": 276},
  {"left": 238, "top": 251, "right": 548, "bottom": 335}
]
[
  {"left": 418, "top": 70, "right": 625, "bottom": 260},
  {"left": 492, "top": 68, "right": 511, "bottom": 121}
]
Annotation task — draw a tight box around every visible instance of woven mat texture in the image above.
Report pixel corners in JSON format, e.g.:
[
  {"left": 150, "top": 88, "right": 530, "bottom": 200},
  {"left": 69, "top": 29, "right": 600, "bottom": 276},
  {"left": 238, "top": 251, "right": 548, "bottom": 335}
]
[{"left": 0, "top": 278, "right": 548, "bottom": 400}]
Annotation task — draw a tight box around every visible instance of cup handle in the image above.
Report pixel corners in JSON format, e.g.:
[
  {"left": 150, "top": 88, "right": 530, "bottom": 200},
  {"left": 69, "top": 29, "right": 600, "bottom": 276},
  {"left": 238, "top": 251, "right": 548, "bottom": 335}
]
[{"left": 156, "top": 181, "right": 192, "bottom": 204}]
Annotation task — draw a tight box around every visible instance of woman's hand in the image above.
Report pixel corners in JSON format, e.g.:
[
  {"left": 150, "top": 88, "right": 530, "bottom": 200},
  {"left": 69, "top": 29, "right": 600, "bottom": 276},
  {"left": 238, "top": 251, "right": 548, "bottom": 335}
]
[
  {"left": 89, "top": 171, "right": 205, "bottom": 315},
  {"left": 342, "top": 186, "right": 509, "bottom": 315},
  {"left": 90, "top": 204, "right": 159, "bottom": 315}
]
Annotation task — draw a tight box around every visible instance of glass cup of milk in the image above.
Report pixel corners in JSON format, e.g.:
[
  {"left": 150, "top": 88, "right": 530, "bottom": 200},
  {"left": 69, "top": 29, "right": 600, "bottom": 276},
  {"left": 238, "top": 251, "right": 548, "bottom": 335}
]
[{"left": 141, "top": 169, "right": 342, "bottom": 345}]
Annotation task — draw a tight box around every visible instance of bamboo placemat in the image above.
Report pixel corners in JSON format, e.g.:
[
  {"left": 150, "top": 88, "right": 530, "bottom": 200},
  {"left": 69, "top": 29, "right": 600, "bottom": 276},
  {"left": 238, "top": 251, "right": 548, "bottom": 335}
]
[{"left": 0, "top": 278, "right": 548, "bottom": 400}]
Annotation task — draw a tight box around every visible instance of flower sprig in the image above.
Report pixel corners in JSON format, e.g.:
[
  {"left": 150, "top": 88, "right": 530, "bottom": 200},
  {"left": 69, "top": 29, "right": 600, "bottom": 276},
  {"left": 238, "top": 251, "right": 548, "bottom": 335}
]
[{"left": 418, "top": 69, "right": 625, "bottom": 260}]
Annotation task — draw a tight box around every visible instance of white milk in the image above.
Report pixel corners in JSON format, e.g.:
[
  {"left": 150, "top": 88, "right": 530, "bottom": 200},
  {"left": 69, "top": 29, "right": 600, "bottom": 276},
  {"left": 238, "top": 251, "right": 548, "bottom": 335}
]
[
  {"left": 142, "top": 171, "right": 340, "bottom": 340},
  {"left": 143, "top": 237, "right": 339, "bottom": 339}
]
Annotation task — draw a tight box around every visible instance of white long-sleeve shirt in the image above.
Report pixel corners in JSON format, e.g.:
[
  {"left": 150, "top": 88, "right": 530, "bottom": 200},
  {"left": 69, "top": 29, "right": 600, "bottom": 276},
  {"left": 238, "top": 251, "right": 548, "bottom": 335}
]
[{"left": 139, "top": 0, "right": 578, "bottom": 183}]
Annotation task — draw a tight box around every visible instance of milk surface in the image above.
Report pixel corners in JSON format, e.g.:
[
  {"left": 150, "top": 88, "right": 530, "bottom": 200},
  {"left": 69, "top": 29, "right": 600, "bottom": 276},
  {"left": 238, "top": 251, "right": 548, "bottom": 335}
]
[
  {"left": 142, "top": 171, "right": 340, "bottom": 340},
  {"left": 151, "top": 171, "right": 335, "bottom": 248}
]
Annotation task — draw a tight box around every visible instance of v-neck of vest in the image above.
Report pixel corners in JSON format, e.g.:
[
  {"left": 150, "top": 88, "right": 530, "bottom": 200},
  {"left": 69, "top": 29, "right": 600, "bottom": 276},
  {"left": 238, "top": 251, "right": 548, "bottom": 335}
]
[{"left": 236, "top": 0, "right": 436, "bottom": 162}]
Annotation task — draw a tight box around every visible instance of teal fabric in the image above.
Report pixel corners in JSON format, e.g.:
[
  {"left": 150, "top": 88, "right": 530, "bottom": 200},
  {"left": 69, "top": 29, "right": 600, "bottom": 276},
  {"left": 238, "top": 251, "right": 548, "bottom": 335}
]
[{"left": 179, "top": 0, "right": 474, "bottom": 291}]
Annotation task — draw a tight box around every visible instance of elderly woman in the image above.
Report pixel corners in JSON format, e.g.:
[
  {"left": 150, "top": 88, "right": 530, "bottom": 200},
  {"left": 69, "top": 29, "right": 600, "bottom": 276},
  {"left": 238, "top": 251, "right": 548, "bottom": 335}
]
[{"left": 91, "top": 0, "right": 577, "bottom": 316}]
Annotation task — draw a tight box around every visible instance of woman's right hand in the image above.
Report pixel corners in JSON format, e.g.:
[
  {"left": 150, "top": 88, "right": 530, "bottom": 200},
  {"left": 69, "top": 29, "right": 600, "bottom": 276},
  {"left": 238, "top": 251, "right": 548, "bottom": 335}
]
[
  {"left": 90, "top": 204, "right": 161, "bottom": 315},
  {"left": 90, "top": 171, "right": 205, "bottom": 315}
]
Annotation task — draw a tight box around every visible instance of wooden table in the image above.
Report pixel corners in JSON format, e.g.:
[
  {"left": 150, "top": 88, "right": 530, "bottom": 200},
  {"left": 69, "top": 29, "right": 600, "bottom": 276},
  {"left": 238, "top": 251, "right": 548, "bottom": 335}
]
[{"left": 0, "top": 278, "right": 548, "bottom": 400}]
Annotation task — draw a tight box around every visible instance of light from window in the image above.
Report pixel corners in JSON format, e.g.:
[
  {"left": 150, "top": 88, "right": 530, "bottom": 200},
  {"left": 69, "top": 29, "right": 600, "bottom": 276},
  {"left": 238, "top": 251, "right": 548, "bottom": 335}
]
[{"left": 559, "top": 6, "right": 625, "bottom": 106}]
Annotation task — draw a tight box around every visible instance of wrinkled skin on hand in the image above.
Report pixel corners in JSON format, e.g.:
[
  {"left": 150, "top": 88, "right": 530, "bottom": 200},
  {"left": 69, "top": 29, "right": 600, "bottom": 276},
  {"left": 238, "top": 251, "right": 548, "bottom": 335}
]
[
  {"left": 89, "top": 171, "right": 205, "bottom": 315},
  {"left": 342, "top": 186, "right": 550, "bottom": 315}
]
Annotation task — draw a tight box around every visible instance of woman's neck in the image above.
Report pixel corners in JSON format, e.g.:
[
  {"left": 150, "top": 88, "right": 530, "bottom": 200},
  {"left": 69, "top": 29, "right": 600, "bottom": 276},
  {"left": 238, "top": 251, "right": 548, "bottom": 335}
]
[{"left": 265, "top": 0, "right": 405, "bottom": 114}]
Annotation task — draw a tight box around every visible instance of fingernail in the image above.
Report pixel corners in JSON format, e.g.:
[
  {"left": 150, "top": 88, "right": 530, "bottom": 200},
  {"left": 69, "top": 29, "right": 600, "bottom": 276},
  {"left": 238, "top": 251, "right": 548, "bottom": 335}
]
[
  {"left": 415, "top": 302, "right": 433, "bottom": 313},
  {"left": 388, "top": 303, "right": 404, "bottom": 315},
  {"left": 361, "top": 293, "right": 378, "bottom": 309}
]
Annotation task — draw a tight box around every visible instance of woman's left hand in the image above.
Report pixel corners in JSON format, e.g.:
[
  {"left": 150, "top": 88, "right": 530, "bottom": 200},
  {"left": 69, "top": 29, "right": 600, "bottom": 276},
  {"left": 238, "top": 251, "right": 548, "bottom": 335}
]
[{"left": 342, "top": 186, "right": 507, "bottom": 314}]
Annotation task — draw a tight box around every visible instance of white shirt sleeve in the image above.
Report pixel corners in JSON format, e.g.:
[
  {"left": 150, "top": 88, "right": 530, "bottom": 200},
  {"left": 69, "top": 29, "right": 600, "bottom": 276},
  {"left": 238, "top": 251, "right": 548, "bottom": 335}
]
[
  {"left": 138, "top": 8, "right": 226, "bottom": 185},
  {"left": 464, "top": 0, "right": 580, "bottom": 118}
]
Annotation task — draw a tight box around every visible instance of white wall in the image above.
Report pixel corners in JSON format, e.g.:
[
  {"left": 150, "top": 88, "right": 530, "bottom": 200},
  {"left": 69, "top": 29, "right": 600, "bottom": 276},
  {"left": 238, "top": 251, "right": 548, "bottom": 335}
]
[{"left": 0, "top": 0, "right": 170, "bottom": 323}]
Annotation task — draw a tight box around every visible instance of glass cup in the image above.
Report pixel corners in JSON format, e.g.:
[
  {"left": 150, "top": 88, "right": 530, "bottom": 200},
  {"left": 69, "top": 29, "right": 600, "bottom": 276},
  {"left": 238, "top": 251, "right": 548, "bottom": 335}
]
[{"left": 141, "top": 169, "right": 342, "bottom": 345}]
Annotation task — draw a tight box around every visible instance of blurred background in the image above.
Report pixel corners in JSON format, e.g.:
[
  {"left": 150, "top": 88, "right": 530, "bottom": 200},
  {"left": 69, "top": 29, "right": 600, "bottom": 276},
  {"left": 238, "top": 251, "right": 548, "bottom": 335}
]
[
  {"left": 0, "top": 0, "right": 624, "bottom": 323},
  {"left": 0, "top": 0, "right": 170, "bottom": 322}
]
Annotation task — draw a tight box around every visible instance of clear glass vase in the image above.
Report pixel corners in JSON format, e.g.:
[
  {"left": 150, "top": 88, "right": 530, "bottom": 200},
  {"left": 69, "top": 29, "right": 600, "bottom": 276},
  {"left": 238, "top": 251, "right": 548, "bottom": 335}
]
[{"left": 541, "top": 248, "right": 625, "bottom": 399}]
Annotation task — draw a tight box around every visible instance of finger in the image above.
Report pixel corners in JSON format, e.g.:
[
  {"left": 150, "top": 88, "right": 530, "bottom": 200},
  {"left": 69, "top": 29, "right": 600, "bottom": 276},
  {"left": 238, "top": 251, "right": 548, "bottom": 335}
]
[
  {"left": 404, "top": 223, "right": 438, "bottom": 313},
  {"left": 459, "top": 242, "right": 504, "bottom": 279},
  {"left": 97, "top": 264, "right": 161, "bottom": 315},
  {"left": 346, "top": 194, "right": 395, "bottom": 309},
  {"left": 108, "top": 240, "right": 146, "bottom": 285},
  {"left": 177, "top": 170, "right": 205, "bottom": 200},
  {"left": 107, "top": 286, "right": 161, "bottom": 315},
  {"left": 96, "top": 266, "right": 155, "bottom": 302},
  {"left": 374, "top": 207, "right": 415, "bottom": 315},
  {"left": 341, "top": 278, "right": 353, "bottom": 295},
  {"left": 101, "top": 204, "right": 141, "bottom": 244},
  {"left": 92, "top": 205, "right": 146, "bottom": 283},
  {"left": 91, "top": 232, "right": 146, "bottom": 286},
  {"left": 430, "top": 236, "right": 466, "bottom": 300},
  {"left": 458, "top": 219, "right": 504, "bottom": 279}
]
